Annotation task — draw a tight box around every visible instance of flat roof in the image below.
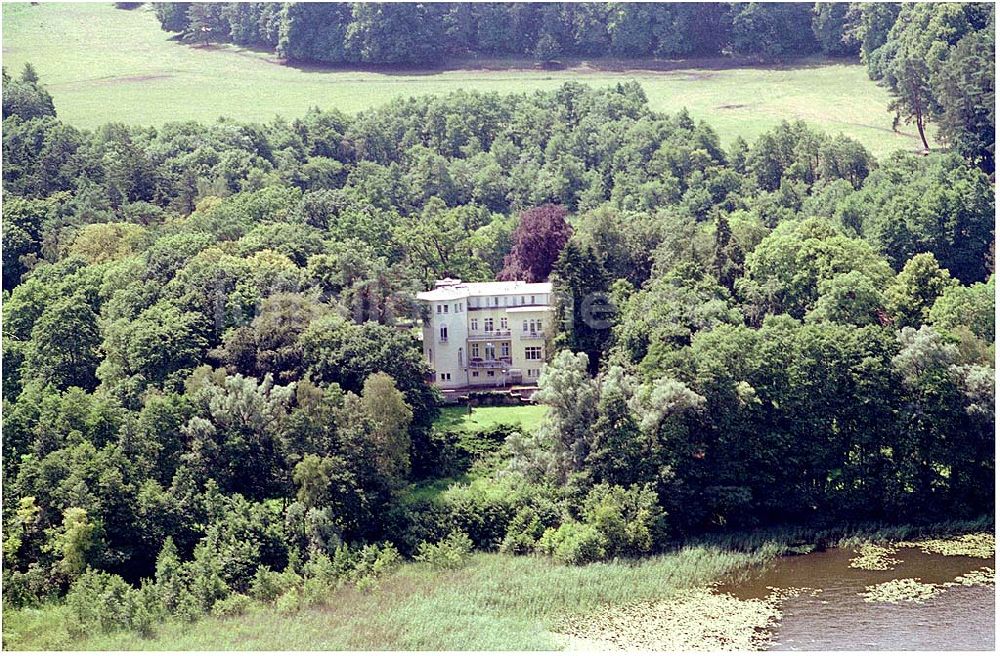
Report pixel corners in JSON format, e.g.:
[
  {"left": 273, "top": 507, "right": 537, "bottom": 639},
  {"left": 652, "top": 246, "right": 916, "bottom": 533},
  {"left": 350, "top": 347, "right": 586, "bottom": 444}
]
[{"left": 417, "top": 280, "right": 552, "bottom": 302}]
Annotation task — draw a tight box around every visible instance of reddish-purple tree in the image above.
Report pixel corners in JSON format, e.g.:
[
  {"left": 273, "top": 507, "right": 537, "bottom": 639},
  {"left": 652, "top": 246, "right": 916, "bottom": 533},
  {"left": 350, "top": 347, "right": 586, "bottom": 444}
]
[{"left": 498, "top": 204, "right": 572, "bottom": 282}]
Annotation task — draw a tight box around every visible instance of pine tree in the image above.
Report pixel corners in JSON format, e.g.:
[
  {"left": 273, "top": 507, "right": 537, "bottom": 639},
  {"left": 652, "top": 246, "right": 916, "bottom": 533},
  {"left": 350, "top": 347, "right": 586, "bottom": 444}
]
[{"left": 552, "top": 241, "right": 612, "bottom": 373}]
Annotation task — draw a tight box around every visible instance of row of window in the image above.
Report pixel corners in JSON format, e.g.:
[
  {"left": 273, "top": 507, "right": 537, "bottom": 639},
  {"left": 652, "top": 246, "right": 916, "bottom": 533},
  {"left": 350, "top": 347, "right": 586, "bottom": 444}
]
[
  {"left": 467, "top": 318, "right": 544, "bottom": 333},
  {"left": 442, "top": 322, "right": 544, "bottom": 340},
  {"left": 470, "top": 342, "right": 510, "bottom": 359},
  {"left": 435, "top": 302, "right": 464, "bottom": 314},
  {"left": 470, "top": 317, "right": 507, "bottom": 331},
  {"left": 474, "top": 295, "right": 540, "bottom": 307},
  {"left": 435, "top": 343, "right": 542, "bottom": 363},
  {"left": 435, "top": 296, "right": 544, "bottom": 315}
]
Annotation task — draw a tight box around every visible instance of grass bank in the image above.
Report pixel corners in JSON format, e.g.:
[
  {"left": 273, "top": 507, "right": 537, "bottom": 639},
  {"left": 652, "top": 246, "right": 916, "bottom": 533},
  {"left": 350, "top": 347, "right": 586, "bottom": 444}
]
[
  {"left": 5, "top": 516, "right": 990, "bottom": 651},
  {"left": 2, "top": 547, "right": 772, "bottom": 650},
  {"left": 2, "top": 3, "right": 928, "bottom": 156}
]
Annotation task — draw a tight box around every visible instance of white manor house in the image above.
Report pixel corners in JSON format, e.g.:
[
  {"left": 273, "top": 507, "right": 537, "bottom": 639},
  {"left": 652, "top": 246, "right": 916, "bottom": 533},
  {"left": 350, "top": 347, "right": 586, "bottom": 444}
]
[{"left": 417, "top": 278, "right": 553, "bottom": 392}]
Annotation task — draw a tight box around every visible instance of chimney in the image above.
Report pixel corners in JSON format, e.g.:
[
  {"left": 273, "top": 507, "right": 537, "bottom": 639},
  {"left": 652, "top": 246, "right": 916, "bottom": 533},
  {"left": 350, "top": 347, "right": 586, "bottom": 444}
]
[{"left": 434, "top": 278, "right": 462, "bottom": 288}]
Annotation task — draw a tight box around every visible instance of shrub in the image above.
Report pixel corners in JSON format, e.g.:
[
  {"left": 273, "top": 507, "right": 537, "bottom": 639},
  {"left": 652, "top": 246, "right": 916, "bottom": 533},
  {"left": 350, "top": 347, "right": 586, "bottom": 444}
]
[
  {"left": 302, "top": 551, "right": 341, "bottom": 588},
  {"left": 301, "top": 575, "right": 331, "bottom": 606},
  {"left": 173, "top": 588, "right": 203, "bottom": 624},
  {"left": 414, "top": 530, "right": 474, "bottom": 570},
  {"left": 275, "top": 587, "right": 303, "bottom": 615},
  {"left": 349, "top": 542, "right": 401, "bottom": 590},
  {"left": 211, "top": 593, "right": 253, "bottom": 618},
  {"left": 2, "top": 563, "right": 52, "bottom": 608},
  {"left": 582, "top": 483, "right": 665, "bottom": 557},
  {"left": 248, "top": 565, "right": 302, "bottom": 603},
  {"left": 448, "top": 491, "right": 520, "bottom": 550},
  {"left": 500, "top": 507, "right": 548, "bottom": 555},
  {"left": 187, "top": 541, "right": 230, "bottom": 610},
  {"left": 65, "top": 569, "right": 133, "bottom": 635},
  {"left": 127, "top": 581, "right": 164, "bottom": 637},
  {"left": 538, "top": 522, "right": 608, "bottom": 565},
  {"left": 65, "top": 570, "right": 165, "bottom": 637}
]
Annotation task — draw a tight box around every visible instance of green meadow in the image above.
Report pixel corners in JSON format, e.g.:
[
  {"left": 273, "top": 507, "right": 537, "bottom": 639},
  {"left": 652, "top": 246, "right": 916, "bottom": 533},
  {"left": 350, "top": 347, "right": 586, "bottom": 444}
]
[
  {"left": 3, "top": 3, "right": 927, "bottom": 156},
  {"left": 434, "top": 404, "right": 548, "bottom": 434}
]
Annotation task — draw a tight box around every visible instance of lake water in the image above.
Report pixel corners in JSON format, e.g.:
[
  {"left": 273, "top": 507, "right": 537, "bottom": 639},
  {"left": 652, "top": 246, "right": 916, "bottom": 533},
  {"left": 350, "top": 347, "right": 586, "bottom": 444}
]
[{"left": 718, "top": 546, "right": 995, "bottom": 651}]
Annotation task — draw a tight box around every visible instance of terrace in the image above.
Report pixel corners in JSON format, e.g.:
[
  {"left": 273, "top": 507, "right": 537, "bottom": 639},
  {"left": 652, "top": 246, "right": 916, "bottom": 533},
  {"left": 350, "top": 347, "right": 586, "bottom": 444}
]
[
  {"left": 467, "top": 330, "right": 511, "bottom": 340},
  {"left": 468, "top": 358, "right": 512, "bottom": 369}
]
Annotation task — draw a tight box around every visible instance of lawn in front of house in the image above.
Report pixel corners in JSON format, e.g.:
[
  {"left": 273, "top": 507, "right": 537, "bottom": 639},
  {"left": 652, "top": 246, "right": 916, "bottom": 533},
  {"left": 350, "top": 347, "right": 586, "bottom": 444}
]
[{"left": 434, "top": 404, "right": 548, "bottom": 434}]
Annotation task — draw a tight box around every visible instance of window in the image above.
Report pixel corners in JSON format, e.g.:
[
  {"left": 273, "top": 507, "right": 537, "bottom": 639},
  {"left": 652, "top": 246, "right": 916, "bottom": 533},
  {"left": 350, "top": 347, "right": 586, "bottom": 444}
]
[
  {"left": 520, "top": 296, "right": 525, "bottom": 304},
  {"left": 458, "top": 348, "right": 464, "bottom": 366},
  {"left": 443, "top": 304, "right": 448, "bottom": 313},
  {"left": 494, "top": 296, "right": 499, "bottom": 306},
  {"left": 522, "top": 320, "right": 528, "bottom": 332},
  {"left": 428, "top": 349, "right": 433, "bottom": 364},
  {"left": 501, "top": 342, "right": 510, "bottom": 357},
  {"left": 436, "top": 304, "right": 442, "bottom": 314},
  {"left": 439, "top": 325, "right": 448, "bottom": 342},
  {"left": 487, "top": 370, "right": 495, "bottom": 377},
  {"left": 457, "top": 302, "right": 463, "bottom": 312},
  {"left": 472, "top": 371, "right": 479, "bottom": 378},
  {"left": 530, "top": 295, "right": 535, "bottom": 304},
  {"left": 525, "top": 347, "right": 542, "bottom": 361},
  {"left": 500, "top": 317, "right": 508, "bottom": 329},
  {"left": 471, "top": 343, "right": 480, "bottom": 358},
  {"left": 440, "top": 373, "right": 451, "bottom": 381},
  {"left": 471, "top": 318, "right": 479, "bottom": 331},
  {"left": 484, "top": 318, "right": 494, "bottom": 332}
]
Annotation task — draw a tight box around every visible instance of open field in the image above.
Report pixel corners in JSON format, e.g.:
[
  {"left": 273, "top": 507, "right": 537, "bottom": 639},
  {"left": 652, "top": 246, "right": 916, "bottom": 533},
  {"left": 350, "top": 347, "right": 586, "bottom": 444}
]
[
  {"left": 2, "top": 3, "right": 929, "bottom": 157},
  {"left": 434, "top": 404, "right": 548, "bottom": 434}
]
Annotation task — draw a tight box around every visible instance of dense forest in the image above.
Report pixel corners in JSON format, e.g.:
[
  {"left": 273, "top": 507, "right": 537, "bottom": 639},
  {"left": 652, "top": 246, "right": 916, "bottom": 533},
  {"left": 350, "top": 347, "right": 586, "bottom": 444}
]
[{"left": 2, "top": 0, "right": 995, "bottom": 641}]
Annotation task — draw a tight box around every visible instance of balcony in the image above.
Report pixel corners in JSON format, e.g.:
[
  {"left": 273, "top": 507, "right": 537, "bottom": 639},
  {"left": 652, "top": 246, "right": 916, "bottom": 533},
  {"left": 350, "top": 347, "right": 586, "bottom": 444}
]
[
  {"left": 468, "top": 358, "right": 512, "bottom": 369},
  {"left": 520, "top": 332, "right": 544, "bottom": 340},
  {"left": 467, "top": 329, "right": 511, "bottom": 340}
]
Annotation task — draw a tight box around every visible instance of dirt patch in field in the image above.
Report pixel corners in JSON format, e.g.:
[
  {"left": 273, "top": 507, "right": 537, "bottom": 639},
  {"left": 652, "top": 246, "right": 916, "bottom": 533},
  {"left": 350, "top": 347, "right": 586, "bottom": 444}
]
[
  {"left": 101, "top": 74, "right": 174, "bottom": 85},
  {"left": 717, "top": 103, "right": 749, "bottom": 110},
  {"left": 276, "top": 54, "right": 849, "bottom": 77}
]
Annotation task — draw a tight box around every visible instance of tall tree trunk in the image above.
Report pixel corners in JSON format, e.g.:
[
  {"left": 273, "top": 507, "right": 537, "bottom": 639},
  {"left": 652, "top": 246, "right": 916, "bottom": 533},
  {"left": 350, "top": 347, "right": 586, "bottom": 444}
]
[{"left": 912, "top": 88, "right": 930, "bottom": 151}]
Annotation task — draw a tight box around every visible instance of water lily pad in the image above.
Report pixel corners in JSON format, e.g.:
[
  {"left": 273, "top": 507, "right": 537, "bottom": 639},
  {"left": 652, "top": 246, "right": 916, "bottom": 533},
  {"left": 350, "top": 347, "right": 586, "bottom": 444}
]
[
  {"left": 849, "top": 544, "right": 902, "bottom": 571},
  {"left": 860, "top": 578, "right": 942, "bottom": 604},
  {"left": 953, "top": 567, "right": 995, "bottom": 588},
  {"left": 895, "top": 533, "right": 994, "bottom": 559},
  {"left": 554, "top": 587, "right": 795, "bottom": 651}
]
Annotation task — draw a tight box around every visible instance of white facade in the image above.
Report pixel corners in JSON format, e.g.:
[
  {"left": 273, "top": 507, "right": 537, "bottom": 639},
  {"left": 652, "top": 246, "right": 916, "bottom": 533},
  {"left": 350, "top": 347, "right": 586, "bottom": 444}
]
[{"left": 416, "top": 278, "right": 553, "bottom": 390}]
